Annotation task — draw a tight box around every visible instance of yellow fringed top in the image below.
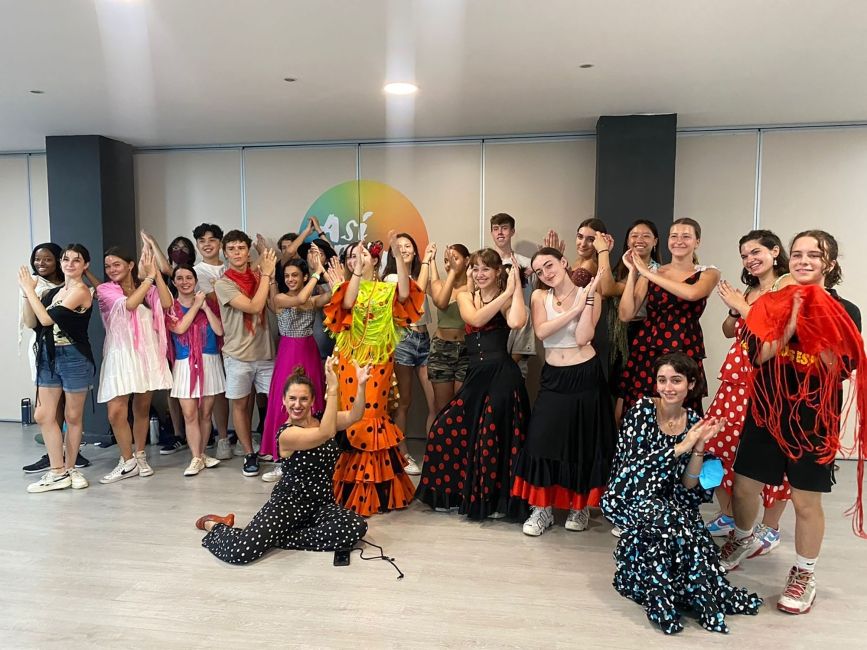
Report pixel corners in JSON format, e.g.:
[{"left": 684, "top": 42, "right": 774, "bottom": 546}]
[{"left": 323, "top": 279, "right": 424, "bottom": 365}]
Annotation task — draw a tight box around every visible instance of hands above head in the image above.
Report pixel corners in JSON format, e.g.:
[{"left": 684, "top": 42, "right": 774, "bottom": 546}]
[
  {"left": 325, "top": 256, "right": 345, "bottom": 288},
  {"left": 324, "top": 355, "right": 339, "bottom": 393},
  {"left": 543, "top": 230, "right": 566, "bottom": 255},
  {"left": 138, "top": 245, "right": 156, "bottom": 280}
]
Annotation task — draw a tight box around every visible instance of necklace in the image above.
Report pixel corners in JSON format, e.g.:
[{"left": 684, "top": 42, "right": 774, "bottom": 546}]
[
  {"left": 554, "top": 285, "right": 577, "bottom": 307},
  {"left": 478, "top": 290, "right": 496, "bottom": 305},
  {"left": 660, "top": 410, "right": 686, "bottom": 435}
]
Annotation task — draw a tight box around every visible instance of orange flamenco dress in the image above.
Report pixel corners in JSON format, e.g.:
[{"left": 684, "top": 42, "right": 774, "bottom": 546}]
[{"left": 323, "top": 279, "right": 424, "bottom": 516}]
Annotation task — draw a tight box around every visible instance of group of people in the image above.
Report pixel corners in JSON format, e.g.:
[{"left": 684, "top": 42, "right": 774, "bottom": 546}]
[{"left": 19, "top": 211, "right": 866, "bottom": 635}]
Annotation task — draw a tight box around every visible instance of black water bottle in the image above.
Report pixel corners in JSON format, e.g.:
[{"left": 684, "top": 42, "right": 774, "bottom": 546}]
[{"left": 21, "top": 398, "right": 33, "bottom": 425}]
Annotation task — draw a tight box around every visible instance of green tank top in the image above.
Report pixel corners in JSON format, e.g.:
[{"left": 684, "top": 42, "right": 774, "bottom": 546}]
[{"left": 437, "top": 300, "right": 464, "bottom": 330}]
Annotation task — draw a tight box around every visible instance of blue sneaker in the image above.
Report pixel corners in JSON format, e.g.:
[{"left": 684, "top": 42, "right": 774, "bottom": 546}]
[
  {"left": 706, "top": 512, "right": 735, "bottom": 537},
  {"left": 751, "top": 524, "right": 781, "bottom": 557}
]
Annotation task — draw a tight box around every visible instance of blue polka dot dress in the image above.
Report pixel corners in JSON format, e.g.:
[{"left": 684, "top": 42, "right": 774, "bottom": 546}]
[
  {"left": 601, "top": 397, "right": 762, "bottom": 634},
  {"left": 202, "top": 435, "right": 368, "bottom": 564}
]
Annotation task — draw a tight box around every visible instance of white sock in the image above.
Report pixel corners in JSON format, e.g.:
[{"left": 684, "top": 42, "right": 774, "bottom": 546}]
[
  {"left": 795, "top": 554, "right": 818, "bottom": 573},
  {"left": 734, "top": 526, "right": 753, "bottom": 541}
]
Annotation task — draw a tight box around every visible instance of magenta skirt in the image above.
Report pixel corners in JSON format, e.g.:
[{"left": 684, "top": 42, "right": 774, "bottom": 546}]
[{"left": 260, "top": 335, "right": 325, "bottom": 458}]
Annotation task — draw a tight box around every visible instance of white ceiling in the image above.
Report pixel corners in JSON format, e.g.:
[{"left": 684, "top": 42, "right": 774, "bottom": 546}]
[{"left": 2, "top": 0, "right": 867, "bottom": 151}]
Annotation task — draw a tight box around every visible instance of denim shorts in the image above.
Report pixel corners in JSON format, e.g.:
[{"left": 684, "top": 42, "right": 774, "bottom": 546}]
[
  {"left": 36, "top": 345, "right": 94, "bottom": 393},
  {"left": 427, "top": 337, "right": 469, "bottom": 383},
  {"left": 394, "top": 329, "right": 431, "bottom": 367}
]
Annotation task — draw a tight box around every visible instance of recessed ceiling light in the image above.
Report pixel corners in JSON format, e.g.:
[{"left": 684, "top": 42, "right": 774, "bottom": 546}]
[
  {"left": 384, "top": 82, "right": 418, "bottom": 95},
  {"left": 283, "top": 77, "right": 297, "bottom": 83},
  {"left": 579, "top": 63, "right": 594, "bottom": 69},
  {"left": 29, "top": 89, "right": 45, "bottom": 94}
]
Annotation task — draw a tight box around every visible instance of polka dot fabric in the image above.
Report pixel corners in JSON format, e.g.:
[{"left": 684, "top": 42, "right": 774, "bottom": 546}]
[
  {"left": 415, "top": 312, "right": 529, "bottom": 519},
  {"left": 202, "top": 437, "right": 368, "bottom": 564},
  {"left": 601, "top": 398, "right": 762, "bottom": 634},
  {"left": 707, "top": 319, "right": 791, "bottom": 506},
  {"left": 619, "top": 270, "right": 709, "bottom": 414}
]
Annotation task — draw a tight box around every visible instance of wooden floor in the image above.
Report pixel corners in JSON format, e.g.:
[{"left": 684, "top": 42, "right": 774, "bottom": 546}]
[{"left": 2, "top": 422, "right": 866, "bottom": 649}]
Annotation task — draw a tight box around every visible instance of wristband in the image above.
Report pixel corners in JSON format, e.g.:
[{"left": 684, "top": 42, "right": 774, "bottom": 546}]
[
  {"left": 311, "top": 272, "right": 321, "bottom": 281},
  {"left": 421, "top": 262, "right": 430, "bottom": 266},
  {"left": 728, "top": 309, "right": 740, "bottom": 318},
  {"left": 145, "top": 276, "right": 155, "bottom": 283},
  {"left": 685, "top": 471, "right": 701, "bottom": 479},
  {"left": 585, "top": 297, "right": 595, "bottom": 305}
]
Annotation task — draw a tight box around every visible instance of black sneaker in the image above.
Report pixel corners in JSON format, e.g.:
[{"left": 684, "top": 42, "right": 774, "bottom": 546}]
[
  {"left": 159, "top": 437, "right": 188, "bottom": 455},
  {"left": 94, "top": 436, "right": 116, "bottom": 449},
  {"left": 23, "top": 454, "right": 50, "bottom": 474},
  {"left": 242, "top": 453, "right": 260, "bottom": 477},
  {"left": 74, "top": 453, "right": 91, "bottom": 469}
]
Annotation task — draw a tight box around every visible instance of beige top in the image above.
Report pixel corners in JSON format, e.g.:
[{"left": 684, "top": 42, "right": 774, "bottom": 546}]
[{"left": 214, "top": 278, "right": 275, "bottom": 362}]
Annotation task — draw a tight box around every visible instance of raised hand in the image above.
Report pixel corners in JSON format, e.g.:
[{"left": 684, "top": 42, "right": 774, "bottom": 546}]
[
  {"left": 138, "top": 245, "right": 155, "bottom": 279},
  {"left": 632, "top": 251, "right": 651, "bottom": 277},
  {"left": 423, "top": 242, "right": 437, "bottom": 263},
  {"left": 193, "top": 290, "right": 206, "bottom": 308},
  {"left": 324, "top": 355, "right": 339, "bottom": 392},
  {"left": 717, "top": 280, "right": 747, "bottom": 314},
  {"left": 254, "top": 233, "right": 267, "bottom": 255},
  {"left": 585, "top": 265, "right": 604, "bottom": 297},
  {"left": 543, "top": 229, "right": 566, "bottom": 255},
  {"left": 307, "top": 245, "right": 324, "bottom": 274},
  {"left": 325, "top": 256, "right": 345, "bottom": 288},
  {"left": 352, "top": 360, "right": 372, "bottom": 386},
  {"left": 449, "top": 248, "right": 467, "bottom": 275},
  {"left": 592, "top": 231, "right": 610, "bottom": 254},
  {"left": 17, "top": 266, "right": 38, "bottom": 293},
  {"left": 258, "top": 248, "right": 277, "bottom": 277},
  {"left": 622, "top": 249, "right": 636, "bottom": 274}
]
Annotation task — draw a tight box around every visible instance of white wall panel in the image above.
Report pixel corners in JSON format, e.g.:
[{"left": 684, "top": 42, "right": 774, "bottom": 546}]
[
  {"left": 134, "top": 150, "right": 243, "bottom": 252},
  {"left": 674, "top": 131, "right": 759, "bottom": 406}
]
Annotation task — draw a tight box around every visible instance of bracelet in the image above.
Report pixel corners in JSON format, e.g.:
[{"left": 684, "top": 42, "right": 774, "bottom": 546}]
[
  {"left": 311, "top": 272, "right": 321, "bottom": 281},
  {"left": 692, "top": 450, "right": 705, "bottom": 456},
  {"left": 144, "top": 276, "right": 155, "bottom": 283},
  {"left": 728, "top": 309, "right": 740, "bottom": 318},
  {"left": 585, "top": 297, "right": 595, "bottom": 305},
  {"left": 352, "top": 271, "right": 363, "bottom": 278},
  {"left": 685, "top": 471, "right": 701, "bottom": 479},
  {"left": 421, "top": 261, "right": 430, "bottom": 266}
]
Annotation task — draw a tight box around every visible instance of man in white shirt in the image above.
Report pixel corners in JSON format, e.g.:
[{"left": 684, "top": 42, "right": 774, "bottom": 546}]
[
  {"left": 489, "top": 213, "right": 536, "bottom": 378},
  {"left": 193, "top": 223, "right": 232, "bottom": 460}
]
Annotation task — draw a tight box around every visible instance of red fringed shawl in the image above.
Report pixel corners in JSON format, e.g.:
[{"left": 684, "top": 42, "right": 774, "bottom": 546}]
[{"left": 746, "top": 284, "right": 867, "bottom": 537}]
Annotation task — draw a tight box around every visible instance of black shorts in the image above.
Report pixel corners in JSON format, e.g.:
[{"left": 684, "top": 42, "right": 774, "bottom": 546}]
[{"left": 733, "top": 411, "right": 835, "bottom": 493}]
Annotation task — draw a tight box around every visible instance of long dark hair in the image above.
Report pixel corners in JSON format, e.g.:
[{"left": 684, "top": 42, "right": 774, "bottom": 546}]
[
  {"left": 30, "top": 243, "right": 64, "bottom": 282},
  {"left": 738, "top": 230, "right": 789, "bottom": 288},
  {"left": 382, "top": 232, "right": 422, "bottom": 279},
  {"left": 613, "top": 219, "right": 661, "bottom": 281}
]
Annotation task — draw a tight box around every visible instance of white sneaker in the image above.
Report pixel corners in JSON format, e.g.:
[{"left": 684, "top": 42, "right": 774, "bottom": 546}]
[
  {"left": 522, "top": 506, "right": 554, "bottom": 536},
  {"left": 262, "top": 465, "right": 283, "bottom": 482},
  {"left": 233, "top": 442, "right": 247, "bottom": 457},
  {"left": 27, "top": 469, "right": 72, "bottom": 493},
  {"left": 565, "top": 506, "right": 590, "bottom": 531},
  {"left": 202, "top": 454, "right": 221, "bottom": 469},
  {"left": 215, "top": 437, "right": 232, "bottom": 460},
  {"left": 99, "top": 457, "right": 139, "bottom": 484},
  {"left": 134, "top": 450, "right": 154, "bottom": 477},
  {"left": 184, "top": 457, "right": 205, "bottom": 476},
  {"left": 403, "top": 454, "right": 421, "bottom": 476},
  {"left": 68, "top": 468, "right": 89, "bottom": 490}
]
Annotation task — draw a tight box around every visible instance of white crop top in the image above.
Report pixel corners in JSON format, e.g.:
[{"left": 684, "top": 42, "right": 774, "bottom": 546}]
[{"left": 541, "top": 289, "right": 580, "bottom": 349}]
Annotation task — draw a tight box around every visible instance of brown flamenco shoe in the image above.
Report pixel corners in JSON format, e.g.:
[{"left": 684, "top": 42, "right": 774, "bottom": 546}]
[{"left": 195, "top": 513, "right": 235, "bottom": 531}]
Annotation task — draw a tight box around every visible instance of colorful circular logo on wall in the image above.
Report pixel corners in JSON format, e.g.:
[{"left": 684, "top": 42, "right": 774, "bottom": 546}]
[{"left": 301, "top": 180, "right": 428, "bottom": 256}]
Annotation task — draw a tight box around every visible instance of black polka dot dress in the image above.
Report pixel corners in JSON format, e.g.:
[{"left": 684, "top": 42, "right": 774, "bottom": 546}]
[
  {"left": 618, "top": 270, "right": 709, "bottom": 414},
  {"left": 202, "top": 435, "right": 368, "bottom": 564},
  {"left": 601, "top": 398, "right": 762, "bottom": 634},
  {"left": 415, "top": 311, "right": 529, "bottom": 519}
]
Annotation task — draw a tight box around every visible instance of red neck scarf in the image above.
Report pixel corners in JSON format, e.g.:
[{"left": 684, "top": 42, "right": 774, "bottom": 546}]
[
  {"left": 747, "top": 283, "right": 867, "bottom": 537},
  {"left": 224, "top": 266, "right": 264, "bottom": 333}
]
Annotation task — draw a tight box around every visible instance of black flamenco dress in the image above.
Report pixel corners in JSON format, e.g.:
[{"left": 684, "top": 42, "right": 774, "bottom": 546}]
[
  {"left": 415, "top": 311, "right": 530, "bottom": 519},
  {"left": 618, "top": 270, "right": 709, "bottom": 414},
  {"left": 601, "top": 398, "right": 762, "bottom": 634}
]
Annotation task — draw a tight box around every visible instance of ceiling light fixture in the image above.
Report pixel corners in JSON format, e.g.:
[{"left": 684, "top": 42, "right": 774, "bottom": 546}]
[
  {"left": 29, "top": 89, "right": 45, "bottom": 94},
  {"left": 384, "top": 82, "right": 418, "bottom": 95},
  {"left": 283, "top": 77, "right": 297, "bottom": 83},
  {"left": 579, "top": 63, "right": 594, "bottom": 69}
]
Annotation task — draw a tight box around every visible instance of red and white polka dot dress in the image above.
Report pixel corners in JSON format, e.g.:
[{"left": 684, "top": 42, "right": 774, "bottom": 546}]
[{"left": 707, "top": 318, "right": 791, "bottom": 506}]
